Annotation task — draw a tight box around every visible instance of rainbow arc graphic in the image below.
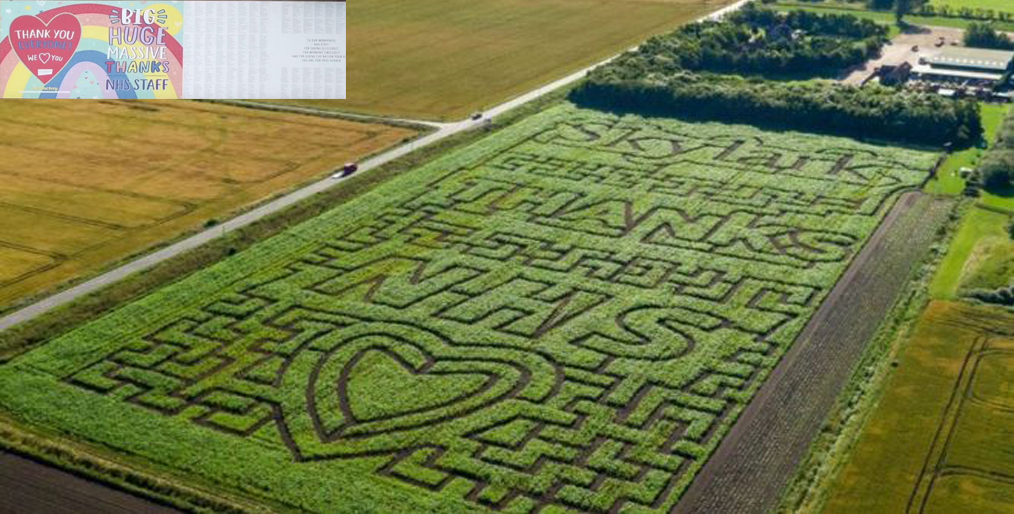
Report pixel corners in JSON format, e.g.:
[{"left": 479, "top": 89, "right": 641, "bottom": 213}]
[{"left": 0, "top": 2, "right": 184, "bottom": 99}]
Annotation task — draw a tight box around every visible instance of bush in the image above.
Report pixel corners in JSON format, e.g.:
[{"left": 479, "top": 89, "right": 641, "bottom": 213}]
[
  {"left": 968, "top": 285, "right": 1014, "bottom": 306},
  {"left": 867, "top": 0, "right": 894, "bottom": 11},
  {"left": 963, "top": 23, "right": 1014, "bottom": 50},
  {"left": 980, "top": 160, "right": 1013, "bottom": 189}
]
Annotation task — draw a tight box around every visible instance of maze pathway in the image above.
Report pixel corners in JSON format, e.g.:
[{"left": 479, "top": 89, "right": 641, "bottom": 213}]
[{"left": 0, "top": 105, "right": 937, "bottom": 513}]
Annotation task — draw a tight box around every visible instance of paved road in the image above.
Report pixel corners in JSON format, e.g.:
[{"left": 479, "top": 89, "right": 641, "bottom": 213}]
[
  {"left": 0, "top": 1, "right": 751, "bottom": 512},
  {"left": 0, "top": 0, "right": 749, "bottom": 334}
]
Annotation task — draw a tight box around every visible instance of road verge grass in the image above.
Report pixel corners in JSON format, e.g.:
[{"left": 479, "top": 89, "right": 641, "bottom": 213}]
[{"left": 0, "top": 102, "right": 422, "bottom": 314}]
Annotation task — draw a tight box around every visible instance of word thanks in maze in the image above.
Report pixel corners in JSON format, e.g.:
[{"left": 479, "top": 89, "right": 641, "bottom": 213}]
[{"left": 66, "top": 108, "right": 929, "bottom": 512}]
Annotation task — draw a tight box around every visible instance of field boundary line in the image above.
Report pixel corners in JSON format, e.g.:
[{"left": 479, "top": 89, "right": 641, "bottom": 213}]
[
  {"left": 909, "top": 331, "right": 1014, "bottom": 512},
  {"left": 976, "top": 202, "right": 1014, "bottom": 216},
  {"left": 674, "top": 192, "right": 955, "bottom": 514},
  {"left": 0, "top": 0, "right": 750, "bottom": 334},
  {"left": 204, "top": 99, "right": 445, "bottom": 131}
]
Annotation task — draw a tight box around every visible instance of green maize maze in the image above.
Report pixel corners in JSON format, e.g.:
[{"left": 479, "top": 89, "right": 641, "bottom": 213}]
[{"left": 0, "top": 105, "right": 937, "bottom": 512}]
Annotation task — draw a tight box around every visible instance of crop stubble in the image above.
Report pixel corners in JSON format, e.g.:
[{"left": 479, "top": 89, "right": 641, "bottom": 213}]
[
  {"left": 0, "top": 101, "right": 416, "bottom": 310},
  {"left": 825, "top": 301, "right": 1014, "bottom": 514}
]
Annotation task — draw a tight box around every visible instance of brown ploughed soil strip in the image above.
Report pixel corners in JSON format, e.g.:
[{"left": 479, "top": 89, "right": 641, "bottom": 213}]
[
  {"left": 0, "top": 451, "right": 178, "bottom": 514},
  {"left": 674, "top": 192, "right": 955, "bottom": 514}
]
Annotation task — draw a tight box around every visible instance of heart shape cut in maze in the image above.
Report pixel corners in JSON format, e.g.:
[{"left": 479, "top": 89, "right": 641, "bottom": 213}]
[
  {"left": 9, "top": 13, "right": 82, "bottom": 84},
  {"left": 339, "top": 348, "right": 497, "bottom": 426}
]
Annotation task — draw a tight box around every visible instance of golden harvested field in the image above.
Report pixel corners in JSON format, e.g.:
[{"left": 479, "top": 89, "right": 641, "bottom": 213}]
[
  {"left": 825, "top": 301, "right": 1014, "bottom": 514},
  {"left": 0, "top": 101, "right": 416, "bottom": 311},
  {"left": 928, "top": 0, "right": 1014, "bottom": 16},
  {"left": 291, "top": 0, "right": 734, "bottom": 120}
]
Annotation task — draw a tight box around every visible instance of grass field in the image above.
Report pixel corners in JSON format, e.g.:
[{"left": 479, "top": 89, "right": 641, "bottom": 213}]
[
  {"left": 0, "top": 104, "right": 936, "bottom": 511},
  {"left": 773, "top": 1, "right": 1014, "bottom": 32},
  {"left": 928, "top": 0, "right": 1014, "bottom": 15},
  {"left": 0, "top": 101, "right": 416, "bottom": 312},
  {"left": 930, "top": 207, "right": 1013, "bottom": 299},
  {"left": 925, "top": 104, "right": 1009, "bottom": 196},
  {"left": 980, "top": 186, "right": 1014, "bottom": 212},
  {"left": 288, "top": 0, "right": 734, "bottom": 120},
  {"left": 824, "top": 300, "right": 1014, "bottom": 514}
]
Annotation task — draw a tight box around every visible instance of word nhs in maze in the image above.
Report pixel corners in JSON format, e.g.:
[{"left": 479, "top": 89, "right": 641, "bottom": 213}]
[{"left": 65, "top": 107, "right": 930, "bottom": 512}]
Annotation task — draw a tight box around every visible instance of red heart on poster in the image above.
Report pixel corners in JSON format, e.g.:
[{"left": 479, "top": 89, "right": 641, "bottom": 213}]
[{"left": 9, "top": 13, "right": 81, "bottom": 84}]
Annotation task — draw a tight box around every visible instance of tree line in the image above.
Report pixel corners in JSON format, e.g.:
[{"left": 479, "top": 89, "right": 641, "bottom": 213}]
[
  {"left": 569, "top": 7, "right": 982, "bottom": 147},
  {"left": 626, "top": 4, "right": 887, "bottom": 77},
  {"left": 912, "top": 4, "right": 1013, "bottom": 23},
  {"left": 571, "top": 73, "right": 982, "bottom": 147}
]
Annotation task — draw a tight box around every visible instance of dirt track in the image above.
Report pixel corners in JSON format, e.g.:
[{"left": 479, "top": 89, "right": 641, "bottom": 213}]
[
  {"left": 674, "top": 192, "right": 955, "bottom": 514},
  {"left": 0, "top": 451, "right": 178, "bottom": 514},
  {"left": 839, "top": 27, "right": 965, "bottom": 85}
]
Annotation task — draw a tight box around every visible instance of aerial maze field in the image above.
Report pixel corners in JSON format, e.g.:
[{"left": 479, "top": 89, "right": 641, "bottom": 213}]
[{"left": 0, "top": 105, "right": 937, "bottom": 512}]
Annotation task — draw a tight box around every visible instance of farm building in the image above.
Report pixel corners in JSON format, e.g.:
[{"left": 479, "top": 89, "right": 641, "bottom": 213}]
[
  {"left": 878, "top": 62, "right": 912, "bottom": 86},
  {"left": 912, "top": 47, "right": 1014, "bottom": 87}
]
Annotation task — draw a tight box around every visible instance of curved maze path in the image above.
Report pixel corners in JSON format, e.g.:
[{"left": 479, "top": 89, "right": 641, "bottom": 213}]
[{"left": 0, "top": 106, "right": 939, "bottom": 512}]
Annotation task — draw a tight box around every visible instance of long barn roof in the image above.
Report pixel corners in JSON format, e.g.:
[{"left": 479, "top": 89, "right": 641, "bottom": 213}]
[{"left": 927, "top": 47, "right": 1014, "bottom": 72}]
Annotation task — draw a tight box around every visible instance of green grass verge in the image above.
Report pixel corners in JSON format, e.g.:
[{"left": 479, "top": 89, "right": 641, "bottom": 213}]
[
  {"left": 929, "top": 205, "right": 1013, "bottom": 298},
  {"left": 0, "top": 102, "right": 429, "bottom": 318},
  {"left": 928, "top": 0, "right": 1014, "bottom": 16},
  {"left": 980, "top": 186, "right": 1014, "bottom": 212}
]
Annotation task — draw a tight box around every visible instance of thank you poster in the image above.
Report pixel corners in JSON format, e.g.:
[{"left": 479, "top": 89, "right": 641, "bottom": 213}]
[{"left": 0, "top": 1, "right": 184, "bottom": 98}]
